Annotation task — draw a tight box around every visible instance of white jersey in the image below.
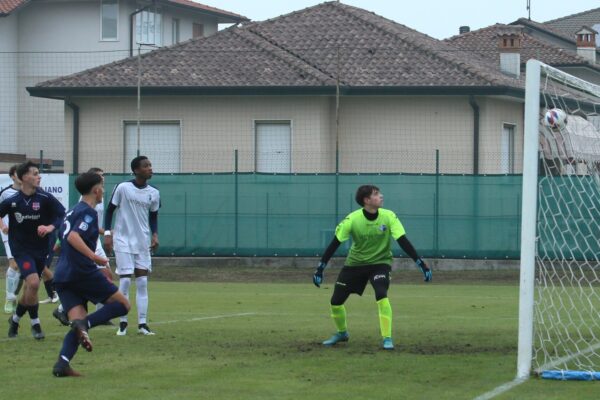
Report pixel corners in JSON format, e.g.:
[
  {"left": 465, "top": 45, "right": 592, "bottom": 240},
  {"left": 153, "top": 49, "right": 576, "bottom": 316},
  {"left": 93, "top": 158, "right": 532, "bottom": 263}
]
[
  {"left": 78, "top": 195, "right": 104, "bottom": 230},
  {"left": 0, "top": 186, "right": 18, "bottom": 243},
  {"left": 110, "top": 180, "right": 160, "bottom": 254}
]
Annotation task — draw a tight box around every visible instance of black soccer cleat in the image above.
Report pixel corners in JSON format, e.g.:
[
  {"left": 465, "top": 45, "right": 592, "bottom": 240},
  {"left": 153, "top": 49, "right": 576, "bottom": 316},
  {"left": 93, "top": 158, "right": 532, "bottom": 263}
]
[
  {"left": 7, "top": 316, "right": 19, "bottom": 338},
  {"left": 52, "top": 361, "right": 82, "bottom": 378},
  {"left": 138, "top": 323, "right": 155, "bottom": 336},
  {"left": 31, "top": 323, "right": 45, "bottom": 340},
  {"left": 52, "top": 308, "right": 70, "bottom": 326},
  {"left": 70, "top": 319, "right": 92, "bottom": 352},
  {"left": 116, "top": 321, "right": 127, "bottom": 336}
]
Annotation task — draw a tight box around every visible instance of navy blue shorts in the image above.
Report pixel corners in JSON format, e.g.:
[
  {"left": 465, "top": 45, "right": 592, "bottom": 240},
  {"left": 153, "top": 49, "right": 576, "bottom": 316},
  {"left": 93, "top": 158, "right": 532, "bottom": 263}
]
[
  {"left": 15, "top": 255, "right": 46, "bottom": 279},
  {"left": 55, "top": 270, "right": 118, "bottom": 313}
]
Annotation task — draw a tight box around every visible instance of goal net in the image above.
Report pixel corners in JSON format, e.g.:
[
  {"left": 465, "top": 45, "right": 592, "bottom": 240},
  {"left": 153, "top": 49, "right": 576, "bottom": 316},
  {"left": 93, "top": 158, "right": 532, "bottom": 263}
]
[{"left": 519, "top": 60, "right": 600, "bottom": 380}]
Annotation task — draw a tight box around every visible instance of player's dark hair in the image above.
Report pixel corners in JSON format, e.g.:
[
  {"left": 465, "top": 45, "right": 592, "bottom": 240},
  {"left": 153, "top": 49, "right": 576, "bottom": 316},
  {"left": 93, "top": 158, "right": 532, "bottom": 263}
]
[
  {"left": 75, "top": 172, "right": 103, "bottom": 195},
  {"left": 87, "top": 167, "right": 104, "bottom": 174},
  {"left": 8, "top": 164, "right": 17, "bottom": 177},
  {"left": 16, "top": 161, "right": 39, "bottom": 180},
  {"left": 355, "top": 185, "right": 380, "bottom": 206},
  {"left": 130, "top": 156, "right": 148, "bottom": 173}
]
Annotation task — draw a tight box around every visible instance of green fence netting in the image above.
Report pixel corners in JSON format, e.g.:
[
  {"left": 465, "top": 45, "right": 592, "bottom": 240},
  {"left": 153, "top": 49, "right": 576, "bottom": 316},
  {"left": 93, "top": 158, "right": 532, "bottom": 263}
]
[
  {"left": 0, "top": 174, "right": 524, "bottom": 259},
  {"left": 59, "top": 173, "right": 522, "bottom": 259}
]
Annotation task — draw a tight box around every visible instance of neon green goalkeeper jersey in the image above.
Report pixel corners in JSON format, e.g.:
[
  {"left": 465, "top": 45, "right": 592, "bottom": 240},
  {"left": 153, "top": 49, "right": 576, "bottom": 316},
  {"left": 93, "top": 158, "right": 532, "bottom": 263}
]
[{"left": 335, "top": 208, "right": 406, "bottom": 267}]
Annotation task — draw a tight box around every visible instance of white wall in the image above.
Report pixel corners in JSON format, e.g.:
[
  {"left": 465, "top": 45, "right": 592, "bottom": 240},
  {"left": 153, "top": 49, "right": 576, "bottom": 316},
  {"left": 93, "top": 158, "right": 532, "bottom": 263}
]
[
  {"left": 62, "top": 94, "right": 525, "bottom": 175},
  {"left": 0, "top": 14, "right": 19, "bottom": 153}
]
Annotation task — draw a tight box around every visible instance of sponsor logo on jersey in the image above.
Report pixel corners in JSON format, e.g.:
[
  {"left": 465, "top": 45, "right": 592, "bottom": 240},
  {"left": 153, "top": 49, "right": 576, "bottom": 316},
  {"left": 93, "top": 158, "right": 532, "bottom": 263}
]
[
  {"left": 11, "top": 202, "right": 16, "bottom": 208},
  {"left": 79, "top": 222, "right": 89, "bottom": 231},
  {"left": 84, "top": 214, "right": 93, "bottom": 224},
  {"left": 379, "top": 224, "right": 387, "bottom": 231},
  {"left": 14, "top": 212, "right": 41, "bottom": 224},
  {"left": 22, "top": 261, "right": 31, "bottom": 270},
  {"left": 32, "top": 202, "right": 40, "bottom": 211}
]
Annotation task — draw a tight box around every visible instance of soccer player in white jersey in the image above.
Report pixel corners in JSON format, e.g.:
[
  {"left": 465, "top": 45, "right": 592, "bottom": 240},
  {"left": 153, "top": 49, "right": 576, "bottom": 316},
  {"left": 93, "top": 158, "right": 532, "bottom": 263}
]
[
  {"left": 1, "top": 165, "right": 21, "bottom": 314},
  {"left": 104, "top": 156, "right": 160, "bottom": 336}
]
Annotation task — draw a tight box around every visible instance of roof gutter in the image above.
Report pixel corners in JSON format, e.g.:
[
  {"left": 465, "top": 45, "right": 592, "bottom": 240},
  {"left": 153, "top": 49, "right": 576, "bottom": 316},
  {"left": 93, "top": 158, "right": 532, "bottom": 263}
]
[
  {"left": 65, "top": 100, "right": 80, "bottom": 174},
  {"left": 27, "top": 85, "right": 526, "bottom": 98},
  {"left": 469, "top": 95, "right": 480, "bottom": 175}
]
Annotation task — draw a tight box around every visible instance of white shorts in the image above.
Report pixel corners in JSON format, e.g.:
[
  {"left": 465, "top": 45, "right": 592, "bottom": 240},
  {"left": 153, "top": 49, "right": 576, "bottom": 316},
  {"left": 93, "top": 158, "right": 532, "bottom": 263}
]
[
  {"left": 3, "top": 239, "right": 13, "bottom": 260},
  {"left": 114, "top": 250, "right": 152, "bottom": 275},
  {"left": 95, "top": 239, "right": 109, "bottom": 269}
]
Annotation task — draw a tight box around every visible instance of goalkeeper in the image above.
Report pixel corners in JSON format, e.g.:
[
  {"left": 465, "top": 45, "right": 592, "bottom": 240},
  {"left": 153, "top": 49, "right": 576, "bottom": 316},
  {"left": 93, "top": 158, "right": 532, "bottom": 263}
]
[{"left": 313, "top": 185, "right": 431, "bottom": 350}]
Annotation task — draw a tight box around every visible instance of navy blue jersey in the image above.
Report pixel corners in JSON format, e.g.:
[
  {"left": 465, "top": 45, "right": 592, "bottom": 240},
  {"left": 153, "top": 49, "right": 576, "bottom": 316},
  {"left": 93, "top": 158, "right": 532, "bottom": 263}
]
[
  {"left": 54, "top": 201, "right": 100, "bottom": 283},
  {"left": 0, "top": 188, "right": 65, "bottom": 258}
]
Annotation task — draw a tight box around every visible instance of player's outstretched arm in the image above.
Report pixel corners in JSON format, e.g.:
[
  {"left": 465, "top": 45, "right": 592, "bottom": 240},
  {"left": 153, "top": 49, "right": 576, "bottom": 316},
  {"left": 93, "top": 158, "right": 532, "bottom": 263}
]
[
  {"left": 313, "top": 237, "right": 341, "bottom": 287},
  {"left": 396, "top": 235, "right": 431, "bottom": 282}
]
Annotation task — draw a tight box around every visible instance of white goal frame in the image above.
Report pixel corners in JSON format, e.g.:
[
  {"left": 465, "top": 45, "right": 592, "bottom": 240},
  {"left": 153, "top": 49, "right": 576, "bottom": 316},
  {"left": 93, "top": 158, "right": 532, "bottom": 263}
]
[{"left": 518, "top": 59, "right": 600, "bottom": 379}]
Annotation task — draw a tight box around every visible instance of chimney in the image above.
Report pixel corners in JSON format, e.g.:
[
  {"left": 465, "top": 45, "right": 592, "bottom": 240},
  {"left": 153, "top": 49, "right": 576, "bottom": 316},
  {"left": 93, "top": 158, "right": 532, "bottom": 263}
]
[
  {"left": 498, "top": 27, "right": 523, "bottom": 78},
  {"left": 459, "top": 26, "right": 470, "bottom": 34},
  {"left": 576, "top": 27, "right": 597, "bottom": 63}
]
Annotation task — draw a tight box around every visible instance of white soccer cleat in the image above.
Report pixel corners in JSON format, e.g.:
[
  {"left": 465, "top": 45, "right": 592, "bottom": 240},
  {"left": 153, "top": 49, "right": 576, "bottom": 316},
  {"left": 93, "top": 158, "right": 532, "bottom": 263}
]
[
  {"left": 51, "top": 292, "right": 59, "bottom": 303},
  {"left": 138, "top": 324, "right": 155, "bottom": 335},
  {"left": 4, "top": 299, "right": 16, "bottom": 314}
]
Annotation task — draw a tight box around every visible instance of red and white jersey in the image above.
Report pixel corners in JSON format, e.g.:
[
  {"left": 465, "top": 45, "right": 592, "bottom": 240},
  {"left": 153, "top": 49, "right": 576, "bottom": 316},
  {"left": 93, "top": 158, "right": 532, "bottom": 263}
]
[{"left": 110, "top": 180, "right": 160, "bottom": 254}]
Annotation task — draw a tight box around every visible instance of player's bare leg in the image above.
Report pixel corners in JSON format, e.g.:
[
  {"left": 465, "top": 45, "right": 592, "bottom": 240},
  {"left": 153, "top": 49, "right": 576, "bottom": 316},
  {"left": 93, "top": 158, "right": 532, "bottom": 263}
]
[{"left": 9, "top": 273, "right": 43, "bottom": 339}]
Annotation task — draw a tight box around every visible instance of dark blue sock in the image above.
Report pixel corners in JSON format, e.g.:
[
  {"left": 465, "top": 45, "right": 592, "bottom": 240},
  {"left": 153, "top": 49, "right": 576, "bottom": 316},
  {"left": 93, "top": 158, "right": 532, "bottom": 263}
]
[
  {"left": 15, "top": 303, "right": 27, "bottom": 318},
  {"left": 86, "top": 302, "right": 128, "bottom": 329},
  {"left": 28, "top": 304, "right": 39, "bottom": 320},
  {"left": 44, "top": 279, "right": 55, "bottom": 298},
  {"left": 58, "top": 330, "right": 78, "bottom": 366}
]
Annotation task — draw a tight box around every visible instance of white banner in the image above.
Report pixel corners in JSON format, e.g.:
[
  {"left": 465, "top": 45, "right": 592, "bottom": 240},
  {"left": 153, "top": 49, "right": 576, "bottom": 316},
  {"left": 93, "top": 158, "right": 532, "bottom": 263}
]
[{"left": 0, "top": 174, "right": 70, "bottom": 209}]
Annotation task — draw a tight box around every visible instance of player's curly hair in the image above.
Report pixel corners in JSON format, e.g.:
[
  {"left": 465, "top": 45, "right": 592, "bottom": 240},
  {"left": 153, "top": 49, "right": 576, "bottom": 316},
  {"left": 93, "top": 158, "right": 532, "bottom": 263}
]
[
  {"left": 355, "top": 185, "right": 380, "bottom": 206},
  {"left": 130, "top": 156, "right": 148, "bottom": 173}
]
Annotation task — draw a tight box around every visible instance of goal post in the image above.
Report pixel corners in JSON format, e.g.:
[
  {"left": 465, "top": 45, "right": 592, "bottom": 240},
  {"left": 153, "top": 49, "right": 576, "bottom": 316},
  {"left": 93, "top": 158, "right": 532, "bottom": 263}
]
[{"left": 519, "top": 59, "right": 600, "bottom": 380}]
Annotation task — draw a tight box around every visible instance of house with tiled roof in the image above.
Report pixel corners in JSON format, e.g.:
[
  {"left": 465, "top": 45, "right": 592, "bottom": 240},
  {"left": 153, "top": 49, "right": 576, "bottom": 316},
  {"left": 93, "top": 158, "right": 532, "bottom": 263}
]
[
  {"left": 28, "top": 1, "right": 530, "bottom": 175},
  {"left": 507, "top": 7, "right": 600, "bottom": 80},
  {"left": 446, "top": 23, "right": 600, "bottom": 84},
  {"left": 0, "top": 0, "right": 246, "bottom": 169}
]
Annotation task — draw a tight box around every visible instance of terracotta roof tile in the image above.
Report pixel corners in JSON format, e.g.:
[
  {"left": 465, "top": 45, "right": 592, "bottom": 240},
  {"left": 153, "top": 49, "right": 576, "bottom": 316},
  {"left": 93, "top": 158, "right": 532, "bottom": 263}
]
[
  {"left": 445, "top": 23, "right": 600, "bottom": 71},
  {"left": 34, "top": 2, "right": 523, "bottom": 92},
  {"left": 543, "top": 7, "right": 600, "bottom": 40},
  {"left": 0, "top": 0, "right": 28, "bottom": 15}
]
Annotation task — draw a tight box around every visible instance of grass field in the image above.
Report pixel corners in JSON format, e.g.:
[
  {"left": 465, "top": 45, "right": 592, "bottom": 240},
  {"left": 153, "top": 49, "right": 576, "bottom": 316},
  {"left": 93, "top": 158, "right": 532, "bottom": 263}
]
[{"left": 0, "top": 267, "right": 597, "bottom": 399}]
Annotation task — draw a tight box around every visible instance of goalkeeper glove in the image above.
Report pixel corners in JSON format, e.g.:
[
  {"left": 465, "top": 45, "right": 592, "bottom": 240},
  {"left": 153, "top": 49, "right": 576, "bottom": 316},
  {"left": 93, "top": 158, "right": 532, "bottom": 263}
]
[
  {"left": 416, "top": 258, "right": 432, "bottom": 282},
  {"left": 313, "top": 262, "right": 326, "bottom": 288}
]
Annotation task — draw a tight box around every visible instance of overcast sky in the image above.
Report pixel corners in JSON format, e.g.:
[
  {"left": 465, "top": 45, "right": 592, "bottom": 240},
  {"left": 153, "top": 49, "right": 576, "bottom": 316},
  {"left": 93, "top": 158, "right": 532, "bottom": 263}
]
[{"left": 215, "top": 0, "right": 599, "bottom": 39}]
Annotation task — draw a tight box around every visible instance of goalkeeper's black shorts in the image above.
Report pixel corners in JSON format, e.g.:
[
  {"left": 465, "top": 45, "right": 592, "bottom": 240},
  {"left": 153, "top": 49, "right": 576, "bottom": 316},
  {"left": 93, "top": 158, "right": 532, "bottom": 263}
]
[{"left": 334, "top": 264, "right": 391, "bottom": 296}]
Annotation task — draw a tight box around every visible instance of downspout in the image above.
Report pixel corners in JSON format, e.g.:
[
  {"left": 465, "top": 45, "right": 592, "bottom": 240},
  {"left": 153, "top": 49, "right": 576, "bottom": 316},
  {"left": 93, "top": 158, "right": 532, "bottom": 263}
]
[
  {"left": 469, "top": 95, "right": 480, "bottom": 174},
  {"left": 66, "top": 100, "right": 80, "bottom": 174}
]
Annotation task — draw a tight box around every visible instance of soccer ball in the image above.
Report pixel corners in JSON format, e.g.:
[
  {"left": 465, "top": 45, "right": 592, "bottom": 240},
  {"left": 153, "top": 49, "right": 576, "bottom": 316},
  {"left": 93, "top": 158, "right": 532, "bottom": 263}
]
[{"left": 543, "top": 108, "right": 567, "bottom": 129}]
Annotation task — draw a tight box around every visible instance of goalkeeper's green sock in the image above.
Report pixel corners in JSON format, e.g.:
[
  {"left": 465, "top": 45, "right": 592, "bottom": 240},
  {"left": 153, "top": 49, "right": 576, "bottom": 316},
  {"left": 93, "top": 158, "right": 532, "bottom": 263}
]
[
  {"left": 330, "top": 304, "right": 347, "bottom": 333},
  {"left": 377, "top": 298, "right": 392, "bottom": 338}
]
